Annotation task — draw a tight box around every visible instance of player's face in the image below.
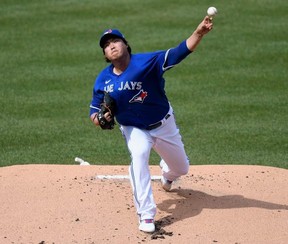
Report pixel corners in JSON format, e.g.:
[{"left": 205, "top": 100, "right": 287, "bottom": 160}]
[{"left": 103, "top": 38, "right": 128, "bottom": 61}]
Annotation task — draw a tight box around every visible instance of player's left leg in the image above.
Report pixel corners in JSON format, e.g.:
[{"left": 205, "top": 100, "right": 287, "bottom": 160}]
[{"left": 151, "top": 111, "right": 189, "bottom": 182}]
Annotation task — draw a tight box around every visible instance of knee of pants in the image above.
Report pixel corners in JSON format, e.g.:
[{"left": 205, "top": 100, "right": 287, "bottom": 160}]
[
  {"left": 180, "top": 164, "right": 190, "bottom": 176},
  {"left": 174, "top": 160, "right": 189, "bottom": 176}
]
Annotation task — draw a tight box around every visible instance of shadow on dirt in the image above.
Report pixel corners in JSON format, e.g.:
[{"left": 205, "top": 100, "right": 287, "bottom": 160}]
[{"left": 156, "top": 188, "right": 288, "bottom": 228}]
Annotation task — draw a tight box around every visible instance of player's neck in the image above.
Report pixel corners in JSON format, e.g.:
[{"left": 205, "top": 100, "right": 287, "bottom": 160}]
[{"left": 112, "top": 54, "right": 130, "bottom": 75}]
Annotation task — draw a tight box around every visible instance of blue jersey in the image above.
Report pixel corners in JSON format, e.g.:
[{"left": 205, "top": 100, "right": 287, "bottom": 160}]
[{"left": 90, "top": 40, "right": 191, "bottom": 129}]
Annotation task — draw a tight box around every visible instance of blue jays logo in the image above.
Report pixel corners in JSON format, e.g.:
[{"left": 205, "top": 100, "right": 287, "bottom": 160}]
[{"left": 129, "top": 89, "right": 148, "bottom": 103}]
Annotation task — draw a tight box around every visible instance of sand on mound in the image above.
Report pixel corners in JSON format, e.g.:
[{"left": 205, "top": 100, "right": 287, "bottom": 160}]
[{"left": 0, "top": 164, "right": 287, "bottom": 244}]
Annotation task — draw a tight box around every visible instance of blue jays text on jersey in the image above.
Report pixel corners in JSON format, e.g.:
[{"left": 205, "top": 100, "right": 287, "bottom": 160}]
[{"left": 90, "top": 40, "right": 192, "bottom": 129}]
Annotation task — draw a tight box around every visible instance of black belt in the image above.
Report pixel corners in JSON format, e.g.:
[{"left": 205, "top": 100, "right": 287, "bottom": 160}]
[{"left": 147, "top": 114, "right": 171, "bottom": 130}]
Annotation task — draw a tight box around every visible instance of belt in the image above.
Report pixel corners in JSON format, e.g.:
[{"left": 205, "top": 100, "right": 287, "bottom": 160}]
[{"left": 147, "top": 114, "right": 171, "bottom": 130}]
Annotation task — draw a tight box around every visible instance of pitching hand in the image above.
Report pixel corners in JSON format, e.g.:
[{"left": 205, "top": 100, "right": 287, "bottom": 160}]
[{"left": 195, "top": 16, "right": 213, "bottom": 36}]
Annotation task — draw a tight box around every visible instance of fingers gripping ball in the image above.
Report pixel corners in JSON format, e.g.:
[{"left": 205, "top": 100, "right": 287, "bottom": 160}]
[{"left": 97, "top": 92, "right": 116, "bottom": 130}]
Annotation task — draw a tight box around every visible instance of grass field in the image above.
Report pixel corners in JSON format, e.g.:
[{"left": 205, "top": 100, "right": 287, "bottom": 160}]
[{"left": 0, "top": 0, "right": 287, "bottom": 168}]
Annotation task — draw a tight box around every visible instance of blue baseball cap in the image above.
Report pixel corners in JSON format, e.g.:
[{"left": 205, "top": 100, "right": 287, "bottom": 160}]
[{"left": 99, "top": 29, "right": 126, "bottom": 48}]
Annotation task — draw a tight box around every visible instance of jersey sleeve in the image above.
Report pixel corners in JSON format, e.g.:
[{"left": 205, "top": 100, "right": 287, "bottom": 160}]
[{"left": 163, "top": 40, "right": 192, "bottom": 71}]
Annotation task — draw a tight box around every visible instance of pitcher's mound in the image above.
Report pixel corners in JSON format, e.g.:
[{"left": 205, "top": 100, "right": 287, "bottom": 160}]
[{"left": 0, "top": 164, "right": 287, "bottom": 243}]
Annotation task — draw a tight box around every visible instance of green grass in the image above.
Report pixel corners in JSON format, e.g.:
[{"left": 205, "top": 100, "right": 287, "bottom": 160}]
[{"left": 0, "top": 0, "right": 287, "bottom": 168}]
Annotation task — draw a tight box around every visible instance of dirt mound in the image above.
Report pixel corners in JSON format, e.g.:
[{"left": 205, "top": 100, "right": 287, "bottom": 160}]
[{"left": 0, "top": 164, "right": 287, "bottom": 243}]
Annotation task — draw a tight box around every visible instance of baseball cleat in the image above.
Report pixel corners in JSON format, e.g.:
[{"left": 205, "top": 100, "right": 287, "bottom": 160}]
[
  {"left": 161, "top": 176, "right": 173, "bottom": 191},
  {"left": 139, "top": 219, "right": 155, "bottom": 233}
]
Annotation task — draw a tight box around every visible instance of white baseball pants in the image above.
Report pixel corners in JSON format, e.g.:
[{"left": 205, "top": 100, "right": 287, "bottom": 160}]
[{"left": 120, "top": 107, "right": 189, "bottom": 221}]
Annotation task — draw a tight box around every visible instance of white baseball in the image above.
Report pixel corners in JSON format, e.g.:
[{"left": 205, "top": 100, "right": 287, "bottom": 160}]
[{"left": 207, "top": 7, "right": 217, "bottom": 16}]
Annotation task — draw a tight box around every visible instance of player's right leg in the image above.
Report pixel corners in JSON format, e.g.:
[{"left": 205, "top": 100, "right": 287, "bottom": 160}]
[{"left": 120, "top": 125, "right": 156, "bottom": 232}]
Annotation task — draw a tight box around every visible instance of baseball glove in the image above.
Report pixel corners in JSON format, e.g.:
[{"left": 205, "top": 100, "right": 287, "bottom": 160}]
[{"left": 97, "top": 92, "right": 116, "bottom": 130}]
